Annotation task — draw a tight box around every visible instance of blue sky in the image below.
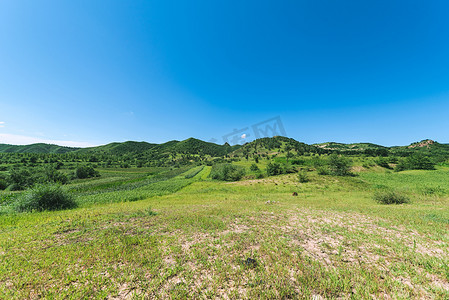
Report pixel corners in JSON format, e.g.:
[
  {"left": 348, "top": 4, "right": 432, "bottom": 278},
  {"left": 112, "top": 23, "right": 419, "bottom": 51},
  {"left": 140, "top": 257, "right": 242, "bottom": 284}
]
[{"left": 1, "top": 0, "right": 448, "bottom": 147}]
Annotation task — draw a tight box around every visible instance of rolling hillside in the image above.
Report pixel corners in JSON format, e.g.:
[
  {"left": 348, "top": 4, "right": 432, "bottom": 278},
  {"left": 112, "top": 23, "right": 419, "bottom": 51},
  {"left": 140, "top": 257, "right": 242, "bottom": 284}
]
[
  {"left": 2, "top": 137, "right": 449, "bottom": 160},
  {"left": 0, "top": 143, "right": 79, "bottom": 154}
]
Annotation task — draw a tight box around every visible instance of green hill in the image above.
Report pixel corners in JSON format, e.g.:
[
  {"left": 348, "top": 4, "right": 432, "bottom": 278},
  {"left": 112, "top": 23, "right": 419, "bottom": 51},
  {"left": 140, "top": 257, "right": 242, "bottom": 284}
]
[
  {"left": 390, "top": 139, "right": 449, "bottom": 160},
  {"left": 313, "top": 142, "right": 387, "bottom": 151},
  {"left": 77, "top": 141, "right": 157, "bottom": 155},
  {"left": 232, "top": 136, "right": 323, "bottom": 157},
  {"left": 2, "top": 138, "right": 449, "bottom": 162},
  {"left": 165, "top": 138, "right": 240, "bottom": 156},
  {"left": 0, "top": 143, "right": 79, "bottom": 154}
]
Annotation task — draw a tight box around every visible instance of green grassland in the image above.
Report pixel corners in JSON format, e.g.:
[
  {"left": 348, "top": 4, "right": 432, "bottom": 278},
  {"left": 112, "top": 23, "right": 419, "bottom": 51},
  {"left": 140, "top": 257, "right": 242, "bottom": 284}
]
[{"left": 1, "top": 155, "right": 448, "bottom": 299}]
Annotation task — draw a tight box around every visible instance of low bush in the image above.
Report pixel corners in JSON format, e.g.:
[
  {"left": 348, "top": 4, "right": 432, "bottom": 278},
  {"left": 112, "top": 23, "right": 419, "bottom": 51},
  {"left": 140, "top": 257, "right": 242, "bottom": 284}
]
[
  {"left": 395, "top": 153, "right": 435, "bottom": 172},
  {"left": 328, "top": 154, "right": 353, "bottom": 176},
  {"left": 0, "top": 178, "right": 8, "bottom": 190},
  {"left": 376, "top": 157, "right": 391, "bottom": 169},
  {"left": 317, "top": 166, "right": 330, "bottom": 175},
  {"left": 373, "top": 190, "right": 410, "bottom": 205},
  {"left": 266, "top": 162, "right": 282, "bottom": 176},
  {"left": 210, "top": 164, "right": 245, "bottom": 181},
  {"left": 14, "top": 184, "right": 77, "bottom": 212},
  {"left": 75, "top": 165, "right": 100, "bottom": 179},
  {"left": 250, "top": 163, "right": 260, "bottom": 172},
  {"left": 297, "top": 171, "right": 309, "bottom": 183}
]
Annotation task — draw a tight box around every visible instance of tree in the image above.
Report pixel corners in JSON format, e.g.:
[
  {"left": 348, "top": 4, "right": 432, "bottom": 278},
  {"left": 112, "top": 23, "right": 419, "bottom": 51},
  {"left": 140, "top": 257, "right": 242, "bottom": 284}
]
[
  {"left": 75, "top": 165, "right": 100, "bottom": 179},
  {"left": 328, "top": 154, "right": 352, "bottom": 176},
  {"left": 395, "top": 153, "right": 435, "bottom": 171},
  {"left": 210, "top": 164, "right": 245, "bottom": 181},
  {"left": 250, "top": 163, "right": 260, "bottom": 172},
  {"left": 285, "top": 145, "right": 292, "bottom": 163},
  {"left": 266, "top": 162, "right": 282, "bottom": 176}
]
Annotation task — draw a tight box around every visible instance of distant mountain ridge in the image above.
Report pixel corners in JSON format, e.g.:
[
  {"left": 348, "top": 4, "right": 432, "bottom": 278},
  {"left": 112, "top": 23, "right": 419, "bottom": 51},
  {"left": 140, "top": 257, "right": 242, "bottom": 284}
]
[
  {"left": 0, "top": 143, "right": 80, "bottom": 154},
  {"left": 0, "top": 138, "right": 241, "bottom": 157},
  {"left": 313, "top": 142, "right": 387, "bottom": 151},
  {"left": 0, "top": 138, "right": 448, "bottom": 156}
]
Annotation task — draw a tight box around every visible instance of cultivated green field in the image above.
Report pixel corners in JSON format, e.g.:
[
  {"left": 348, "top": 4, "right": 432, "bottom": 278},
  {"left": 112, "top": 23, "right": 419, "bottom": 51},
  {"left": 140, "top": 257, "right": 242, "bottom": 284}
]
[{"left": 1, "top": 163, "right": 448, "bottom": 299}]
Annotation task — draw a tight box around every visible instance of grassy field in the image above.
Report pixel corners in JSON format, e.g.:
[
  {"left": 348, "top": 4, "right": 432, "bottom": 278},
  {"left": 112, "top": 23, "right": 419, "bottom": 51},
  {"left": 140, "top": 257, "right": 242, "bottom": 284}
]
[{"left": 1, "top": 165, "right": 448, "bottom": 299}]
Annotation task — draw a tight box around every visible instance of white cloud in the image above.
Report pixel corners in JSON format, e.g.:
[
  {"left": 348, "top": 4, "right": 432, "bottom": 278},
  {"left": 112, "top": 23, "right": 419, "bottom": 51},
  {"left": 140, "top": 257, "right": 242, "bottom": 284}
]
[
  {"left": 0, "top": 121, "right": 4, "bottom": 128},
  {"left": 0, "top": 133, "right": 97, "bottom": 148},
  {"left": 241, "top": 133, "right": 247, "bottom": 139}
]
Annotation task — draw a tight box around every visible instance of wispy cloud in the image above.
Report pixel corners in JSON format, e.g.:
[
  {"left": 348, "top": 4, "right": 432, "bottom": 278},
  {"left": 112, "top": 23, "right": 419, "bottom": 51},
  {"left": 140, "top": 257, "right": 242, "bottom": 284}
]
[
  {"left": 0, "top": 133, "right": 98, "bottom": 148},
  {"left": 0, "top": 122, "right": 4, "bottom": 128}
]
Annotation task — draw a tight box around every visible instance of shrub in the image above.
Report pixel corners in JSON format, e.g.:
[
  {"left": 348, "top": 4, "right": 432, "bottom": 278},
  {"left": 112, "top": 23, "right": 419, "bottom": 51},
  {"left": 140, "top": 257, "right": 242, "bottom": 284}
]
[
  {"left": 376, "top": 157, "right": 391, "bottom": 169},
  {"left": 0, "top": 178, "right": 8, "bottom": 190},
  {"left": 317, "top": 166, "right": 330, "bottom": 175},
  {"left": 328, "top": 154, "right": 352, "bottom": 176},
  {"left": 266, "top": 162, "right": 282, "bottom": 176},
  {"left": 297, "top": 171, "right": 309, "bottom": 183},
  {"left": 210, "top": 164, "right": 245, "bottom": 181},
  {"left": 395, "top": 153, "right": 435, "bottom": 171},
  {"left": 373, "top": 190, "right": 410, "bottom": 205},
  {"left": 14, "top": 184, "right": 77, "bottom": 212},
  {"left": 250, "top": 163, "right": 260, "bottom": 172},
  {"left": 7, "top": 168, "right": 34, "bottom": 190},
  {"left": 75, "top": 165, "right": 100, "bottom": 179},
  {"left": 43, "top": 166, "right": 69, "bottom": 184},
  {"left": 255, "top": 172, "right": 265, "bottom": 179}
]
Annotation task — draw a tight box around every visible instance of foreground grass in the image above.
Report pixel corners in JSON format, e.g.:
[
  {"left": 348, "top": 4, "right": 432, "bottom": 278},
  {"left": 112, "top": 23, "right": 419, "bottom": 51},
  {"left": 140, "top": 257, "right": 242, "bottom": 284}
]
[{"left": 1, "top": 170, "right": 448, "bottom": 298}]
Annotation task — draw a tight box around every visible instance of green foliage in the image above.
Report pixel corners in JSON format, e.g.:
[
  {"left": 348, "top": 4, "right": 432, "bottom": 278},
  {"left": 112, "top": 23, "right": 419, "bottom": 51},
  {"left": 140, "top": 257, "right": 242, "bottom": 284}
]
[
  {"left": 14, "top": 184, "right": 77, "bottom": 212},
  {"left": 0, "top": 178, "right": 7, "bottom": 190},
  {"left": 5, "top": 166, "right": 69, "bottom": 191},
  {"left": 317, "top": 166, "right": 330, "bottom": 175},
  {"left": 376, "top": 157, "right": 391, "bottom": 169},
  {"left": 184, "top": 166, "right": 204, "bottom": 179},
  {"left": 250, "top": 163, "right": 260, "bottom": 172},
  {"left": 7, "top": 168, "right": 33, "bottom": 190},
  {"left": 266, "top": 162, "right": 282, "bottom": 176},
  {"left": 328, "top": 154, "right": 353, "bottom": 176},
  {"left": 75, "top": 165, "right": 100, "bottom": 179},
  {"left": 297, "top": 171, "right": 309, "bottom": 183},
  {"left": 373, "top": 190, "right": 410, "bottom": 205},
  {"left": 395, "top": 153, "right": 435, "bottom": 171},
  {"left": 0, "top": 143, "right": 79, "bottom": 154},
  {"left": 210, "top": 164, "right": 245, "bottom": 181},
  {"left": 43, "top": 166, "right": 69, "bottom": 184}
]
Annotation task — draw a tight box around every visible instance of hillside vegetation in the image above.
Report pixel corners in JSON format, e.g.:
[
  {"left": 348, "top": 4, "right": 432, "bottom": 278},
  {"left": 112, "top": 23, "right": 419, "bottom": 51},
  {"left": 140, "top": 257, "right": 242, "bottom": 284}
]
[{"left": 0, "top": 136, "right": 448, "bottom": 298}]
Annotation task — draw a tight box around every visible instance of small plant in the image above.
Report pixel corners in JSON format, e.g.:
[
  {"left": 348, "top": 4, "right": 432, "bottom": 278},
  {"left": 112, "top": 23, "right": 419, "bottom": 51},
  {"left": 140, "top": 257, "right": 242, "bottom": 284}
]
[
  {"left": 373, "top": 190, "right": 410, "bottom": 205},
  {"left": 14, "top": 184, "right": 77, "bottom": 212},
  {"left": 297, "top": 171, "right": 309, "bottom": 183}
]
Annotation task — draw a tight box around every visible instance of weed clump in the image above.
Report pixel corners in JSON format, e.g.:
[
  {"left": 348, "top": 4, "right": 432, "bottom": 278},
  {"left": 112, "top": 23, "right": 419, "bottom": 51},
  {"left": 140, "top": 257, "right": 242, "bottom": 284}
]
[
  {"left": 14, "top": 184, "right": 77, "bottom": 212},
  {"left": 373, "top": 190, "right": 410, "bottom": 205}
]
